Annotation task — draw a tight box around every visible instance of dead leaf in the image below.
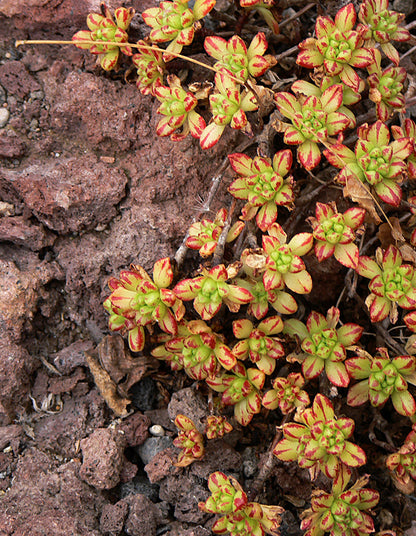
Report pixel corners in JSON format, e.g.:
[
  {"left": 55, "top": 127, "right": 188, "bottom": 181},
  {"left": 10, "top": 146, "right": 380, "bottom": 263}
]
[
  {"left": 405, "top": 335, "right": 416, "bottom": 356},
  {"left": 85, "top": 334, "right": 159, "bottom": 416},
  {"left": 343, "top": 175, "right": 381, "bottom": 223},
  {"left": 390, "top": 216, "right": 405, "bottom": 242},
  {"left": 400, "top": 243, "right": 416, "bottom": 264},
  {"left": 285, "top": 351, "right": 306, "bottom": 364},
  {"left": 377, "top": 222, "right": 395, "bottom": 249},
  {"left": 98, "top": 334, "right": 158, "bottom": 397},
  {"left": 377, "top": 217, "right": 405, "bottom": 249},
  {"left": 248, "top": 83, "right": 275, "bottom": 117},
  {"left": 390, "top": 471, "right": 415, "bottom": 495},
  {"left": 242, "top": 248, "right": 266, "bottom": 271},
  {"left": 188, "top": 80, "right": 213, "bottom": 100},
  {"left": 85, "top": 347, "right": 131, "bottom": 417},
  {"left": 270, "top": 116, "right": 289, "bottom": 134}
]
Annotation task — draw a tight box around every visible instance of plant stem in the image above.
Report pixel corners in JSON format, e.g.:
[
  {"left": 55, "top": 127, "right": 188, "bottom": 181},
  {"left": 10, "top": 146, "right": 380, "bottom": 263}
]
[{"left": 247, "top": 411, "right": 293, "bottom": 501}]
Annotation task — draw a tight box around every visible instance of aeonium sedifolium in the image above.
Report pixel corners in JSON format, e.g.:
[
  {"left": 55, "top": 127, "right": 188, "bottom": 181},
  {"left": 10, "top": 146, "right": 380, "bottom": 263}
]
[{"left": 104, "top": 258, "right": 184, "bottom": 352}]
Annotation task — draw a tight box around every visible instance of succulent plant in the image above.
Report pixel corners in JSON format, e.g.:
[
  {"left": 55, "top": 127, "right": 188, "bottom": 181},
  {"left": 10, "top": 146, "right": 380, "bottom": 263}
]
[
  {"left": 173, "top": 264, "right": 253, "bottom": 321},
  {"left": 296, "top": 3, "right": 374, "bottom": 91},
  {"left": 200, "top": 471, "right": 248, "bottom": 515},
  {"left": 391, "top": 119, "right": 416, "bottom": 179},
  {"left": 261, "top": 223, "right": 313, "bottom": 293},
  {"left": 207, "top": 362, "right": 265, "bottom": 425},
  {"left": 142, "top": 0, "right": 216, "bottom": 58},
  {"left": 308, "top": 202, "right": 366, "bottom": 269},
  {"left": 300, "top": 473, "right": 379, "bottom": 536},
  {"left": 72, "top": 4, "right": 135, "bottom": 70},
  {"left": 357, "top": 0, "right": 410, "bottom": 65},
  {"left": 357, "top": 245, "right": 416, "bottom": 323},
  {"left": 132, "top": 41, "right": 165, "bottom": 95},
  {"left": 104, "top": 258, "right": 185, "bottom": 352},
  {"left": 262, "top": 372, "right": 310, "bottom": 415},
  {"left": 274, "top": 393, "right": 367, "bottom": 480},
  {"left": 346, "top": 347, "right": 416, "bottom": 416},
  {"left": 205, "top": 415, "right": 233, "bottom": 440},
  {"left": 236, "top": 277, "right": 299, "bottom": 320},
  {"left": 200, "top": 72, "right": 258, "bottom": 149},
  {"left": 291, "top": 77, "right": 359, "bottom": 129},
  {"left": 204, "top": 33, "right": 270, "bottom": 82},
  {"left": 386, "top": 424, "right": 416, "bottom": 494},
  {"left": 232, "top": 315, "right": 285, "bottom": 375},
  {"left": 199, "top": 471, "right": 284, "bottom": 536},
  {"left": 284, "top": 307, "right": 363, "bottom": 387},
  {"left": 324, "top": 120, "right": 413, "bottom": 206},
  {"left": 404, "top": 309, "right": 416, "bottom": 334},
  {"left": 274, "top": 85, "right": 351, "bottom": 170},
  {"left": 239, "top": 0, "right": 280, "bottom": 35},
  {"left": 154, "top": 75, "right": 206, "bottom": 140},
  {"left": 228, "top": 150, "right": 294, "bottom": 232},
  {"left": 152, "top": 319, "right": 236, "bottom": 380},
  {"left": 237, "top": 249, "right": 299, "bottom": 318},
  {"left": 367, "top": 48, "right": 406, "bottom": 121},
  {"left": 186, "top": 208, "right": 244, "bottom": 257},
  {"left": 173, "top": 414, "right": 205, "bottom": 466}
]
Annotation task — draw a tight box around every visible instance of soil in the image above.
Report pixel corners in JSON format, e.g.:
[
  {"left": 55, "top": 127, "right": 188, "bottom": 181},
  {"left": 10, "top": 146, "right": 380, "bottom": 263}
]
[{"left": 1, "top": 1, "right": 416, "bottom": 535}]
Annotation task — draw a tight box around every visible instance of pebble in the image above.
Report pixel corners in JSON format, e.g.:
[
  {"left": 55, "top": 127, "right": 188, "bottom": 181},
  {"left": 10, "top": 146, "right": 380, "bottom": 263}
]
[
  {"left": 0, "top": 202, "right": 15, "bottom": 217},
  {"left": 136, "top": 436, "right": 173, "bottom": 465},
  {"left": 149, "top": 425, "right": 165, "bottom": 437},
  {"left": 30, "top": 90, "right": 44, "bottom": 101},
  {"left": 0, "top": 108, "right": 10, "bottom": 128}
]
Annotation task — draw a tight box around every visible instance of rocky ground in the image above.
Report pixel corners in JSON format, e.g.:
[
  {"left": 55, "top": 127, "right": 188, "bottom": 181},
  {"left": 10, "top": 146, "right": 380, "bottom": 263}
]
[
  {"left": 1, "top": 0, "right": 416, "bottom": 535},
  {"left": 0, "top": 1, "right": 257, "bottom": 534}
]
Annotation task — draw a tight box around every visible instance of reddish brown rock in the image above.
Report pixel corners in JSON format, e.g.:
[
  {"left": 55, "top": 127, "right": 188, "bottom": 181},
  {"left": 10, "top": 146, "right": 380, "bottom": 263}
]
[
  {"left": 44, "top": 70, "right": 142, "bottom": 152},
  {"left": 0, "top": 253, "right": 62, "bottom": 341},
  {"left": 100, "top": 491, "right": 162, "bottom": 536},
  {"left": 0, "top": 156, "right": 128, "bottom": 233},
  {"left": 0, "top": 424, "right": 23, "bottom": 452},
  {"left": 79, "top": 427, "right": 129, "bottom": 489},
  {"left": 0, "top": 0, "right": 134, "bottom": 36},
  {"left": 0, "top": 448, "right": 105, "bottom": 536},
  {"left": 47, "top": 367, "right": 86, "bottom": 395},
  {"left": 0, "top": 216, "right": 55, "bottom": 251},
  {"left": 167, "top": 387, "right": 209, "bottom": 434},
  {"left": 0, "top": 336, "right": 35, "bottom": 422},
  {"left": 144, "top": 446, "right": 178, "bottom": 484},
  {"left": 100, "top": 501, "right": 129, "bottom": 536},
  {"left": 32, "top": 389, "right": 106, "bottom": 458},
  {"left": 117, "top": 412, "right": 151, "bottom": 447},
  {"left": 123, "top": 494, "right": 159, "bottom": 536},
  {"left": 168, "top": 525, "right": 211, "bottom": 536},
  {"left": 0, "top": 258, "right": 42, "bottom": 341},
  {"left": 0, "top": 450, "right": 15, "bottom": 491},
  {"left": 0, "top": 131, "right": 26, "bottom": 158},
  {"left": 0, "top": 61, "right": 40, "bottom": 99},
  {"left": 52, "top": 340, "right": 93, "bottom": 375},
  {"left": 189, "top": 440, "right": 242, "bottom": 479},
  {"left": 159, "top": 474, "right": 210, "bottom": 524}
]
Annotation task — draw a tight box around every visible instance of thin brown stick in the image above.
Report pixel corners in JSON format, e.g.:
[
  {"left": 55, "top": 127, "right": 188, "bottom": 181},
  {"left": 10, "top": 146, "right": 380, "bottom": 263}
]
[
  {"left": 279, "top": 3, "right": 315, "bottom": 29},
  {"left": 212, "top": 200, "right": 237, "bottom": 266},
  {"left": 352, "top": 293, "right": 407, "bottom": 355},
  {"left": 247, "top": 411, "right": 294, "bottom": 501},
  {"left": 174, "top": 139, "right": 255, "bottom": 268},
  {"left": 368, "top": 407, "right": 396, "bottom": 452}
]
